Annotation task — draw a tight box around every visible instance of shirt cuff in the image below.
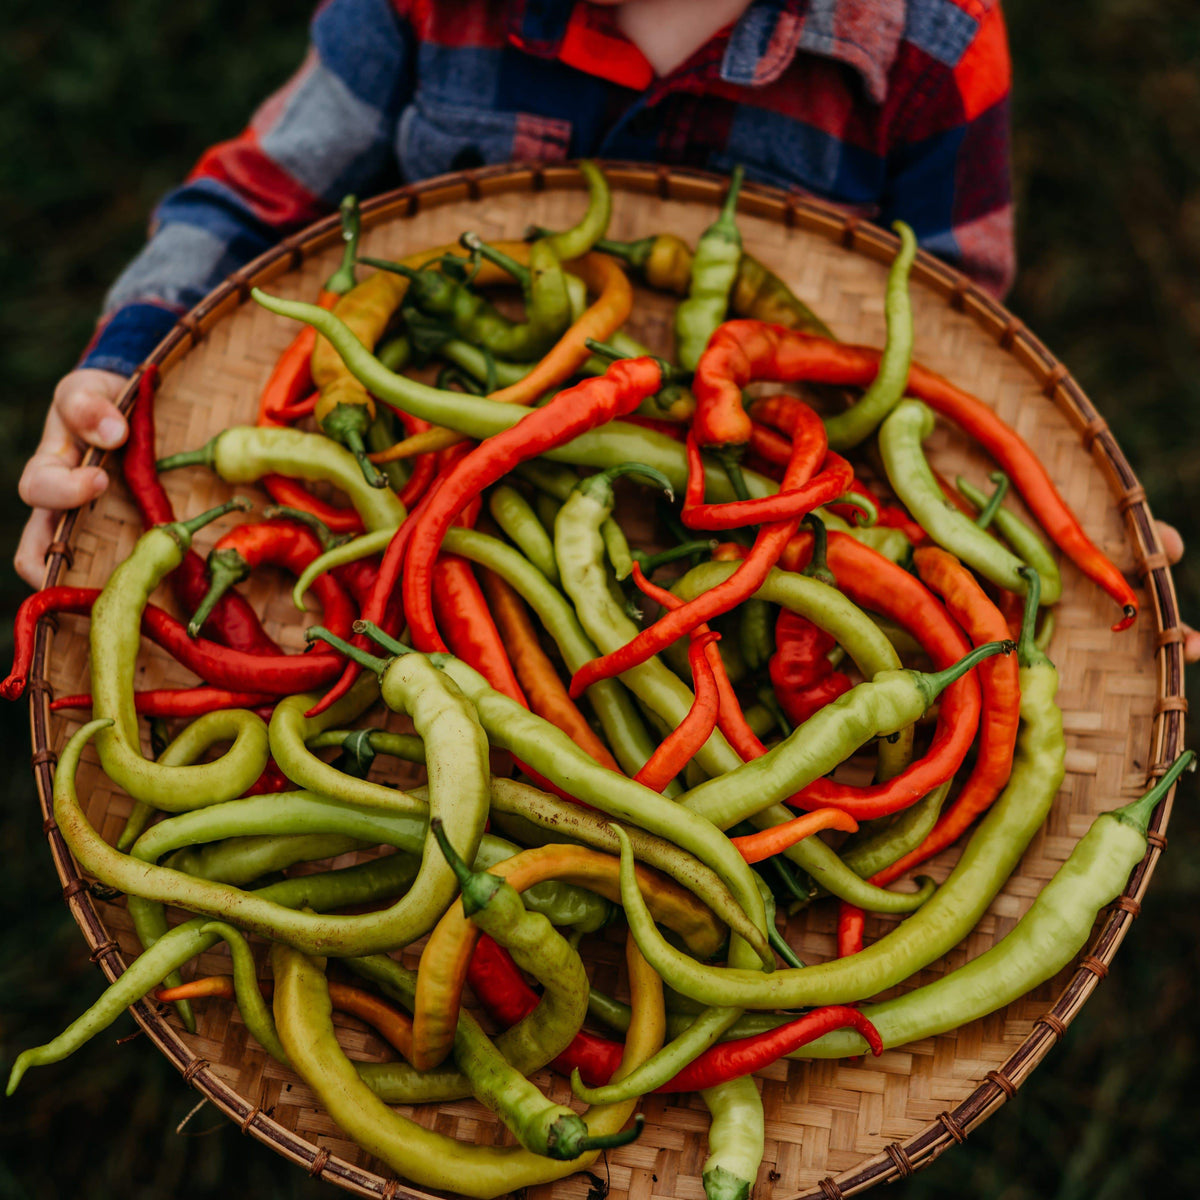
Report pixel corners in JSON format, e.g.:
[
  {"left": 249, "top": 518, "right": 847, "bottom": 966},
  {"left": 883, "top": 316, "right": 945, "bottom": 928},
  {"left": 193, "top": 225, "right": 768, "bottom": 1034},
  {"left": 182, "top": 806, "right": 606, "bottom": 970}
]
[{"left": 77, "top": 302, "right": 183, "bottom": 377}]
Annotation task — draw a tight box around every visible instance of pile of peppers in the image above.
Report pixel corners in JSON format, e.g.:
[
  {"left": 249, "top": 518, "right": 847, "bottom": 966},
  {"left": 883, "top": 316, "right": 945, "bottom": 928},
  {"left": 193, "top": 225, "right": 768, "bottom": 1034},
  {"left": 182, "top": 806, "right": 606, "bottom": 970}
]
[{"left": 6, "top": 163, "right": 1178, "bottom": 1200}]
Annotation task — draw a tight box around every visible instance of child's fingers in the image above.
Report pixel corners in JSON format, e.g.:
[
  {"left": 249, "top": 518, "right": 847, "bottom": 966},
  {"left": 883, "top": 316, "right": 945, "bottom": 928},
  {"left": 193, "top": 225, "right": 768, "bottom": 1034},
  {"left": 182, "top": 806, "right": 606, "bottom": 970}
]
[
  {"left": 52, "top": 368, "right": 128, "bottom": 450},
  {"left": 14, "top": 508, "right": 61, "bottom": 587}
]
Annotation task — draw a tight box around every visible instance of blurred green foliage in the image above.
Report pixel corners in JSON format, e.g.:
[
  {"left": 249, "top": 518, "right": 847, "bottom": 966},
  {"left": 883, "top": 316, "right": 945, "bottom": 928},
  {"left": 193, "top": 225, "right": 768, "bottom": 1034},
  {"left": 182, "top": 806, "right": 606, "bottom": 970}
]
[{"left": 0, "top": 1, "right": 1197, "bottom": 1197}]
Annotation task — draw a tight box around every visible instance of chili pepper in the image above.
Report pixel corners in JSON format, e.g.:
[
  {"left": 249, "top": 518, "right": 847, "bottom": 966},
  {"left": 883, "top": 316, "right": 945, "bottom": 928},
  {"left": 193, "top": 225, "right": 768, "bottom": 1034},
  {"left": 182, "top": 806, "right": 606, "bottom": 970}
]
[
  {"left": 776, "top": 530, "right": 983, "bottom": 815},
  {"left": 124, "top": 366, "right": 281, "bottom": 651},
  {"left": 568, "top": 453, "right": 854, "bottom": 696},
  {"left": 533, "top": 161, "right": 612, "bottom": 261},
  {"left": 50, "top": 687, "right": 276, "bottom": 719},
  {"left": 879, "top": 400, "right": 1035, "bottom": 596},
  {"left": 155, "top": 974, "right": 416, "bottom": 1061},
  {"left": 341, "top": 621, "right": 772, "bottom": 970},
  {"left": 822, "top": 221, "right": 917, "bottom": 450},
  {"left": 864, "top": 546, "right": 1023, "bottom": 884},
  {"left": 693, "top": 319, "right": 1138, "bottom": 626},
  {"left": 488, "top": 483, "right": 560, "bottom": 584},
  {"left": 479, "top": 569, "right": 621, "bottom": 772},
  {"left": 699, "top": 1075, "right": 763, "bottom": 1200},
  {"left": 388, "top": 411, "right": 440, "bottom": 507},
  {"left": 769, "top": 610, "right": 853, "bottom": 726},
  {"left": 326, "top": 930, "right": 665, "bottom": 1191},
  {"left": 50, "top": 667, "right": 485, "bottom": 957},
  {"left": 3, "top": 846, "right": 422, "bottom": 1095},
  {"left": 632, "top": 630, "right": 722, "bottom": 793},
  {"left": 679, "top": 639, "right": 1010, "bottom": 828},
  {"left": 158, "top": 426, "right": 405, "bottom": 533},
  {"left": 432, "top": 554, "right": 526, "bottom": 706},
  {"left": 675, "top": 167, "right": 745, "bottom": 371},
  {"left": 252, "top": 288, "right": 767, "bottom": 502},
  {"left": 616, "top": 573, "right": 1062, "bottom": 1012},
  {"left": 414, "top": 831, "right": 723, "bottom": 1075},
  {"left": 89, "top": 499, "right": 271, "bottom": 809},
  {"left": 799, "top": 750, "right": 1196, "bottom": 1058},
  {"left": 957, "top": 474, "right": 1063, "bottom": 604},
  {"left": 401, "top": 358, "right": 666, "bottom": 654},
  {"left": 187, "top": 517, "right": 355, "bottom": 640},
  {"left": 729, "top": 809, "right": 858, "bottom": 864}
]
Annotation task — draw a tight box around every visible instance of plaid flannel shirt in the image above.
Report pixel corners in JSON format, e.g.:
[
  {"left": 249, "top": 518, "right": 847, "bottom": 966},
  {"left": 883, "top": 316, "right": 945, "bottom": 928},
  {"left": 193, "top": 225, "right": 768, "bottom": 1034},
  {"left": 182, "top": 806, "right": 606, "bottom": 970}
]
[{"left": 81, "top": 0, "right": 1014, "bottom": 376}]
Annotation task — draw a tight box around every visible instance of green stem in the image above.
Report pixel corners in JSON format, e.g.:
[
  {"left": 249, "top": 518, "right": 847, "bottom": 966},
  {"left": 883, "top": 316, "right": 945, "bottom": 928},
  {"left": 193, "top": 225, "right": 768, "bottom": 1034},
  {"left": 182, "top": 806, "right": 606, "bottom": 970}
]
[
  {"left": 1016, "top": 565, "right": 1048, "bottom": 668},
  {"left": 324, "top": 194, "right": 361, "bottom": 295},
  {"left": 460, "top": 232, "right": 529, "bottom": 287},
  {"left": 1110, "top": 751, "right": 1196, "bottom": 834},
  {"left": 918, "top": 639, "right": 1015, "bottom": 704},
  {"left": 430, "top": 816, "right": 501, "bottom": 916},
  {"left": 188, "top": 549, "right": 249, "bottom": 638},
  {"left": 971, "top": 471, "right": 1010, "bottom": 530},
  {"left": 801, "top": 514, "right": 835, "bottom": 586},
  {"left": 262, "top": 506, "right": 343, "bottom": 552},
  {"left": 304, "top": 625, "right": 389, "bottom": 674},
  {"left": 157, "top": 441, "right": 216, "bottom": 473},
  {"left": 177, "top": 496, "right": 251, "bottom": 537},
  {"left": 353, "top": 619, "right": 413, "bottom": 657},
  {"left": 633, "top": 540, "right": 717, "bottom": 575},
  {"left": 357, "top": 255, "right": 421, "bottom": 281}
]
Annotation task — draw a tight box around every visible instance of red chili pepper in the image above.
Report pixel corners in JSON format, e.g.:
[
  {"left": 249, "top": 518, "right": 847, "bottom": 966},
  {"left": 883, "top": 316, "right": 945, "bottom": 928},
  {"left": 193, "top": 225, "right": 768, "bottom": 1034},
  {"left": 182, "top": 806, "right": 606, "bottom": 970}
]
[
  {"left": 768, "top": 608, "right": 853, "bottom": 726},
  {"left": 875, "top": 546, "right": 1023, "bottom": 883},
  {"left": 696, "top": 320, "right": 1137, "bottom": 629},
  {"left": 395, "top": 411, "right": 440, "bottom": 510},
  {"left": 730, "top": 808, "right": 858, "bottom": 863},
  {"left": 836, "top": 902, "right": 866, "bottom": 958},
  {"left": 244, "top": 758, "right": 292, "bottom": 795},
  {"left": 191, "top": 518, "right": 357, "bottom": 641},
  {"left": 3, "top": 587, "right": 343, "bottom": 701},
  {"left": 51, "top": 687, "right": 276, "bottom": 719},
  {"left": 403, "top": 357, "right": 665, "bottom": 653},
  {"left": 123, "top": 367, "right": 280, "bottom": 654},
  {"left": 632, "top": 630, "right": 721, "bottom": 793},
  {"left": 568, "top": 453, "right": 852, "bottom": 698},
  {"left": 627, "top": 563, "right": 761, "bottom": 764}
]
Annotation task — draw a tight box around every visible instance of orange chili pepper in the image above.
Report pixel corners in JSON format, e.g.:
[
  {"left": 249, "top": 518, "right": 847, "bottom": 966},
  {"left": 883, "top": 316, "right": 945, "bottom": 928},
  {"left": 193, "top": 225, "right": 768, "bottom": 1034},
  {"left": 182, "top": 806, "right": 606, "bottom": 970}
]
[
  {"left": 155, "top": 976, "right": 414, "bottom": 1060},
  {"left": 478, "top": 569, "right": 622, "bottom": 773},
  {"left": 730, "top": 808, "right": 859, "bottom": 863}
]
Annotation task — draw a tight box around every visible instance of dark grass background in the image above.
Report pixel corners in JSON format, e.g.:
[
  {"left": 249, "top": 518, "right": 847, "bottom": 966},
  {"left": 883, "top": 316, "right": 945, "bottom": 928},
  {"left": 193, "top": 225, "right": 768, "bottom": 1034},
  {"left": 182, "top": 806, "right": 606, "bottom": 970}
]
[{"left": 1, "top": 2, "right": 1198, "bottom": 1196}]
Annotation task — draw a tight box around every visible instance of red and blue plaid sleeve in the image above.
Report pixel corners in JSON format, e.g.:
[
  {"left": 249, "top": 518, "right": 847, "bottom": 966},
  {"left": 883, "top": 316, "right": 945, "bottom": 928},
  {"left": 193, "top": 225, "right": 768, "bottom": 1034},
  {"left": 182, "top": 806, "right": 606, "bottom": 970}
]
[
  {"left": 880, "top": 1, "right": 1014, "bottom": 296},
  {"left": 80, "top": 0, "right": 416, "bottom": 377}
]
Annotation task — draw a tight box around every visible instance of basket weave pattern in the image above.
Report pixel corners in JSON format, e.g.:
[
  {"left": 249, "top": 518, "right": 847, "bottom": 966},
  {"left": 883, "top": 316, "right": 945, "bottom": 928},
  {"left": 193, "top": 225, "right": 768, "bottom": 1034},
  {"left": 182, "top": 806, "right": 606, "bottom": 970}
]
[{"left": 28, "top": 164, "right": 1186, "bottom": 1200}]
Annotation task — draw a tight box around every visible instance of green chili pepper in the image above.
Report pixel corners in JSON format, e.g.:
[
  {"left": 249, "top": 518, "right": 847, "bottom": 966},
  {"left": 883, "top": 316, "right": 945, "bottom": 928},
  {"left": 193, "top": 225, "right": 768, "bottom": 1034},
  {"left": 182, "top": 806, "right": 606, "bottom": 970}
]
[
  {"left": 675, "top": 166, "right": 745, "bottom": 371},
  {"left": 837, "top": 780, "right": 953, "bottom": 883},
  {"left": 879, "top": 400, "right": 1039, "bottom": 597},
  {"left": 822, "top": 221, "right": 917, "bottom": 451},
  {"left": 200, "top": 921, "right": 290, "bottom": 1065},
  {"left": 366, "top": 409, "right": 410, "bottom": 492},
  {"left": 54, "top": 703, "right": 481, "bottom": 957},
  {"left": 701, "top": 1074, "right": 765, "bottom": 1200},
  {"left": 5, "top": 854, "right": 421, "bottom": 1093},
  {"left": 796, "top": 750, "right": 1196, "bottom": 1058},
  {"left": 531, "top": 160, "right": 612, "bottom": 260},
  {"left": 436, "top": 336, "right": 534, "bottom": 389},
  {"left": 157, "top": 426, "right": 406, "bottom": 532},
  {"left": 957, "top": 474, "right": 1063, "bottom": 604},
  {"left": 488, "top": 483, "right": 560, "bottom": 584},
  {"left": 90, "top": 499, "right": 270, "bottom": 810},
  {"left": 163, "top": 831, "right": 369, "bottom": 886},
  {"left": 616, "top": 571, "right": 1065, "bottom": 1011}
]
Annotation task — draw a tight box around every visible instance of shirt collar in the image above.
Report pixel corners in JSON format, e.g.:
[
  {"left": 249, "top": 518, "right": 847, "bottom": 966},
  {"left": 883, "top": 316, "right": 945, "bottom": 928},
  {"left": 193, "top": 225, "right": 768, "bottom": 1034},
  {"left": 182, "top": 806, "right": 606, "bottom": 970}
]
[{"left": 509, "top": 1, "right": 903, "bottom": 106}]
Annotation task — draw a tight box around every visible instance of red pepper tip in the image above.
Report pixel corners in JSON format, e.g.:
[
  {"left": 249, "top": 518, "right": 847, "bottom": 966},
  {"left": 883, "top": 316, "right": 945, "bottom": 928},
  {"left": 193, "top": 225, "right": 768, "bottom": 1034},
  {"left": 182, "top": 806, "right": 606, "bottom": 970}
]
[
  {"left": 0, "top": 677, "right": 24, "bottom": 702},
  {"left": 1111, "top": 603, "right": 1138, "bottom": 633}
]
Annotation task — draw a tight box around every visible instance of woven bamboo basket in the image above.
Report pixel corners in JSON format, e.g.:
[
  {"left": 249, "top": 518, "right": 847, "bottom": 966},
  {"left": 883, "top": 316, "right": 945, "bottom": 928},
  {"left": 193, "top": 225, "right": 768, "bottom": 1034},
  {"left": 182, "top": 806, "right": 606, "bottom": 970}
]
[{"left": 26, "top": 162, "right": 1187, "bottom": 1200}]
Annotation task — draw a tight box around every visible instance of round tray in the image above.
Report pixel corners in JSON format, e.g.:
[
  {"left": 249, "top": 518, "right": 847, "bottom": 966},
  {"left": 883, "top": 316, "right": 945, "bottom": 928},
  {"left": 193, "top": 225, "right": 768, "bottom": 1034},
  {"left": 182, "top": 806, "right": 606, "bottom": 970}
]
[{"left": 28, "top": 162, "right": 1187, "bottom": 1200}]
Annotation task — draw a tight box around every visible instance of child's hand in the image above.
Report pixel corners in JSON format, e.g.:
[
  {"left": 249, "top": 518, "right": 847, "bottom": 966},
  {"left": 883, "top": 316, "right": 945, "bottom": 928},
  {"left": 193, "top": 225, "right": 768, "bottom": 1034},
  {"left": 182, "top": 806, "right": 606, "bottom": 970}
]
[{"left": 14, "top": 369, "right": 128, "bottom": 586}]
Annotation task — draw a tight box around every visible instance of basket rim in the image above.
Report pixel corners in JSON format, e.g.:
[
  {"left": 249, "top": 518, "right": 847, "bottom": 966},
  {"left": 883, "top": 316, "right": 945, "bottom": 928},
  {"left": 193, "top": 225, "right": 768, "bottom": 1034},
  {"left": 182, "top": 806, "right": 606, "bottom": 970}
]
[{"left": 27, "top": 159, "right": 1187, "bottom": 1200}]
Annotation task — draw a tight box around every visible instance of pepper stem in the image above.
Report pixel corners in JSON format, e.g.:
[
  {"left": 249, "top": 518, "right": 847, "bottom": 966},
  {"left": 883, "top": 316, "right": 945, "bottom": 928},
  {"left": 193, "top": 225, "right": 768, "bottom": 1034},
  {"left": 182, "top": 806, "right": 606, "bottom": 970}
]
[
  {"left": 305, "top": 625, "right": 390, "bottom": 675},
  {"left": 459, "top": 231, "right": 530, "bottom": 287},
  {"left": 176, "top": 496, "right": 252, "bottom": 538},
  {"left": 430, "top": 816, "right": 502, "bottom": 916},
  {"left": 262, "top": 506, "right": 343, "bottom": 551},
  {"left": 768, "top": 922, "right": 806, "bottom": 969},
  {"left": 567, "top": 1114, "right": 645, "bottom": 1155},
  {"left": 969, "top": 471, "right": 1010, "bottom": 530},
  {"left": 583, "top": 337, "right": 683, "bottom": 383},
  {"left": 596, "top": 461, "right": 675, "bottom": 499},
  {"left": 356, "top": 256, "right": 421, "bottom": 282},
  {"left": 831, "top": 491, "right": 878, "bottom": 528},
  {"left": 337, "top": 728, "right": 378, "bottom": 780},
  {"left": 633, "top": 539, "right": 717, "bottom": 575},
  {"left": 718, "top": 448, "right": 751, "bottom": 502},
  {"left": 1109, "top": 750, "right": 1196, "bottom": 834},
  {"left": 156, "top": 438, "right": 217, "bottom": 473},
  {"left": 1016, "top": 565, "right": 1049, "bottom": 668},
  {"left": 802, "top": 514, "right": 836, "bottom": 586},
  {"left": 353, "top": 619, "right": 413, "bottom": 657},
  {"left": 917, "top": 639, "right": 1016, "bottom": 706},
  {"left": 343, "top": 426, "right": 388, "bottom": 489},
  {"left": 324, "top": 195, "right": 361, "bottom": 295},
  {"left": 591, "top": 234, "right": 655, "bottom": 270},
  {"left": 188, "top": 548, "right": 250, "bottom": 638}
]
